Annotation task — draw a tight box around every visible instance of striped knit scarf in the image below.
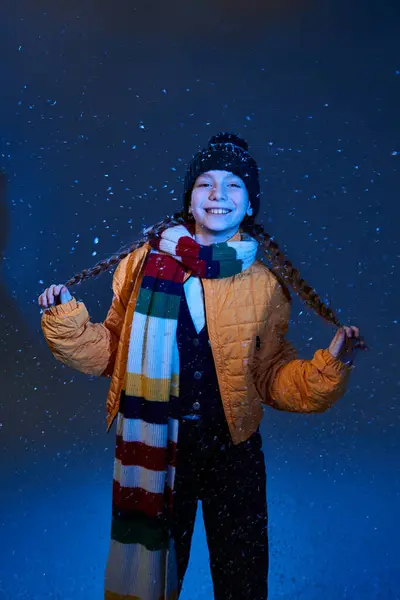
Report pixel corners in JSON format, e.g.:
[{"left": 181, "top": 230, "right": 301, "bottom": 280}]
[{"left": 104, "top": 224, "right": 258, "bottom": 600}]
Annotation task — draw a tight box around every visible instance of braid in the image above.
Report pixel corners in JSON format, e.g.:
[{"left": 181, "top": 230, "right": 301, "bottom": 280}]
[
  {"left": 64, "top": 210, "right": 187, "bottom": 288},
  {"left": 241, "top": 221, "right": 342, "bottom": 328},
  {"left": 63, "top": 211, "right": 341, "bottom": 329}
]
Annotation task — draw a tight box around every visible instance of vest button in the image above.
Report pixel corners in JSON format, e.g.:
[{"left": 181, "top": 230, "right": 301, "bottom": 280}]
[
  {"left": 193, "top": 371, "right": 202, "bottom": 380},
  {"left": 193, "top": 401, "right": 200, "bottom": 411},
  {"left": 192, "top": 338, "right": 199, "bottom": 346}
]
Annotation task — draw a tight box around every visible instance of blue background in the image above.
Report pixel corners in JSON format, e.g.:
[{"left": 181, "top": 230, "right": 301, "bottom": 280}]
[{"left": 0, "top": 1, "right": 399, "bottom": 598}]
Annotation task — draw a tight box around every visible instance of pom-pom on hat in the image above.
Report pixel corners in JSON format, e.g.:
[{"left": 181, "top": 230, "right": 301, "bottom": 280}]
[{"left": 183, "top": 132, "right": 260, "bottom": 223}]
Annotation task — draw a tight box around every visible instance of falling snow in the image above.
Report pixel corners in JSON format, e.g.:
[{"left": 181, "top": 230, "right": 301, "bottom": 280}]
[{"left": 0, "top": 2, "right": 398, "bottom": 600}]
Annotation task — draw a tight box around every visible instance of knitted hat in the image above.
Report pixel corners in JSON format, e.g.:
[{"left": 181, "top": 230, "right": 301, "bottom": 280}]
[{"left": 183, "top": 132, "right": 260, "bottom": 223}]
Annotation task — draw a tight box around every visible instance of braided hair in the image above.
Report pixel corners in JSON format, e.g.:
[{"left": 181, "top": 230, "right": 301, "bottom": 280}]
[{"left": 64, "top": 208, "right": 341, "bottom": 328}]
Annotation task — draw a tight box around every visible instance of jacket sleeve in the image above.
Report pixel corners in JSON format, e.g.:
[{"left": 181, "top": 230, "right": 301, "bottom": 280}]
[
  {"left": 252, "top": 282, "right": 353, "bottom": 413},
  {"left": 40, "top": 256, "right": 132, "bottom": 378}
]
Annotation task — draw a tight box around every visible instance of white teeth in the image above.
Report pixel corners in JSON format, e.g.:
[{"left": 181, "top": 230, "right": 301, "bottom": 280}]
[{"left": 205, "top": 209, "right": 231, "bottom": 215}]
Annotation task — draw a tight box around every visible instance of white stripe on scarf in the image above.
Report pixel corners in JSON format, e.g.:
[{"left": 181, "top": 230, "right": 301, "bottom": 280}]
[
  {"left": 114, "top": 459, "right": 176, "bottom": 494},
  {"left": 116, "top": 414, "right": 168, "bottom": 447},
  {"left": 105, "top": 539, "right": 166, "bottom": 600},
  {"left": 125, "top": 312, "right": 180, "bottom": 383},
  {"left": 116, "top": 415, "right": 179, "bottom": 446}
]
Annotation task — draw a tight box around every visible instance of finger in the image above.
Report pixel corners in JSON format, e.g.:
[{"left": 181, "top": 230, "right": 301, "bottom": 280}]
[
  {"left": 334, "top": 327, "right": 348, "bottom": 349},
  {"left": 341, "top": 327, "right": 355, "bottom": 353},
  {"left": 342, "top": 326, "right": 352, "bottom": 341},
  {"left": 53, "top": 285, "right": 64, "bottom": 305},
  {"left": 43, "top": 290, "right": 52, "bottom": 308},
  {"left": 46, "top": 289, "right": 54, "bottom": 305},
  {"left": 350, "top": 325, "right": 360, "bottom": 338},
  {"left": 38, "top": 292, "right": 47, "bottom": 308},
  {"left": 47, "top": 284, "right": 58, "bottom": 306},
  {"left": 60, "top": 286, "right": 72, "bottom": 303}
]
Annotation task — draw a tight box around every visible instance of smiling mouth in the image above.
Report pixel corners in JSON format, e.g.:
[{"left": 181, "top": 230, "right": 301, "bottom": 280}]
[{"left": 204, "top": 209, "right": 232, "bottom": 215}]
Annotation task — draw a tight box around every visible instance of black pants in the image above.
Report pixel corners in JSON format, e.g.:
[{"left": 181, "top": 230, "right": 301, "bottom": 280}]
[{"left": 171, "top": 416, "right": 269, "bottom": 600}]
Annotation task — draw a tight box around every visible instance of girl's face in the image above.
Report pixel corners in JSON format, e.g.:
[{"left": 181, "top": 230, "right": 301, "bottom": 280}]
[{"left": 190, "top": 170, "right": 253, "bottom": 244}]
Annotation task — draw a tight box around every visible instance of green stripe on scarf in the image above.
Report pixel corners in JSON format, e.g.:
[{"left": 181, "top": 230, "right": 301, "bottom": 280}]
[
  {"left": 211, "top": 243, "right": 244, "bottom": 277},
  {"left": 135, "top": 289, "right": 181, "bottom": 318},
  {"left": 112, "top": 516, "right": 169, "bottom": 551}
]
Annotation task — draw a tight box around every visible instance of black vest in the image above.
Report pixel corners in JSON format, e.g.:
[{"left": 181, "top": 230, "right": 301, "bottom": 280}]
[{"left": 176, "top": 288, "right": 226, "bottom": 424}]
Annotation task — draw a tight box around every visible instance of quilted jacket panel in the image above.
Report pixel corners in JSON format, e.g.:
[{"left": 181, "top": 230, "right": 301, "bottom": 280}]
[{"left": 41, "top": 243, "right": 352, "bottom": 444}]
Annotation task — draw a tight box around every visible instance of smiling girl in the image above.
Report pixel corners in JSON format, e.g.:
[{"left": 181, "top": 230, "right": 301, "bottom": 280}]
[{"left": 39, "top": 132, "right": 367, "bottom": 600}]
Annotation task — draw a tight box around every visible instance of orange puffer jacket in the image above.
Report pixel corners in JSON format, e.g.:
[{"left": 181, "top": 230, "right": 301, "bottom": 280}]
[{"left": 41, "top": 242, "right": 352, "bottom": 444}]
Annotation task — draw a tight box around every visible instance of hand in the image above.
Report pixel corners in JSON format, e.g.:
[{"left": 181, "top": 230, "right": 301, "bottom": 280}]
[
  {"left": 38, "top": 284, "right": 73, "bottom": 309},
  {"left": 328, "top": 325, "right": 368, "bottom": 366}
]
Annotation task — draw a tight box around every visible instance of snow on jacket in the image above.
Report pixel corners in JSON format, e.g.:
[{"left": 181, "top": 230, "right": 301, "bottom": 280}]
[{"left": 41, "top": 242, "right": 352, "bottom": 444}]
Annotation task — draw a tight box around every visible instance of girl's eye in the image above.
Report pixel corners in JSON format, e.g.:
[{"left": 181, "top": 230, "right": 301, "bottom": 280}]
[{"left": 197, "top": 181, "right": 240, "bottom": 188}]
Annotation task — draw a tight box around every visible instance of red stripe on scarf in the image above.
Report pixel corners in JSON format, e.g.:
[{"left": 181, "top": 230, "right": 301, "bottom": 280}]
[
  {"left": 183, "top": 257, "right": 207, "bottom": 277},
  {"left": 116, "top": 437, "right": 177, "bottom": 470},
  {"left": 144, "top": 253, "right": 185, "bottom": 282},
  {"left": 175, "top": 235, "right": 200, "bottom": 257},
  {"left": 112, "top": 481, "right": 165, "bottom": 518},
  {"left": 175, "top": 236, "right": 209, "bottom": 277}
]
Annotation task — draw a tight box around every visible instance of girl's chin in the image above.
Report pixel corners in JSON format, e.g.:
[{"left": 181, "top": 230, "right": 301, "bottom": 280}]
[
  {"left": 199, "top": 218, "right": 235, "bottom": 229},
  {"left": 200, "top": 213, "right": 237, "bottom": 226}
]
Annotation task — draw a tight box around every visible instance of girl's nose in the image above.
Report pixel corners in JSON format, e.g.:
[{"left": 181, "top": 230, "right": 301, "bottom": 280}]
[{"left": 209, "top": 186, "right": 226, "bottom": 200}]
